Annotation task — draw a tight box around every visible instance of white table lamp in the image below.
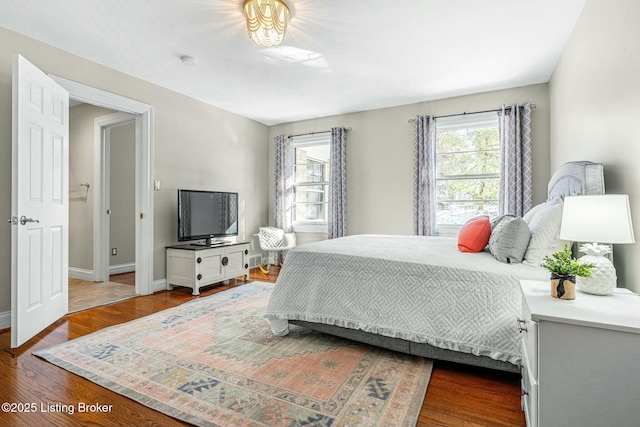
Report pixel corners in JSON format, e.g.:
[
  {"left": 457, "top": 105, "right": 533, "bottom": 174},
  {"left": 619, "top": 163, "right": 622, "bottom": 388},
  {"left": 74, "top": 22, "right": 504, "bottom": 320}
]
[{"left": 559, "top": 194, "right": 635, "bottom": 295}]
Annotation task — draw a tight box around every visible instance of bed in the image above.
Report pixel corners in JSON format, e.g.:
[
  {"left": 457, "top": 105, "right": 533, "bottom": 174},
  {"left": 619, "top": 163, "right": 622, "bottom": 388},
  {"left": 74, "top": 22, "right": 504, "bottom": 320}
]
[{"left": 264, "top": 161, "right": 605, "bottom": 372}]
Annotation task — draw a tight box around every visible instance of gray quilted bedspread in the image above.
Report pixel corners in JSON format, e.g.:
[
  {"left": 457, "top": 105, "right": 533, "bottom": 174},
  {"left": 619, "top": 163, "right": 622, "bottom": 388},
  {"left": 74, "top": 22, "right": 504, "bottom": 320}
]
[{"left": 264, "top": 235, "right": 549, "bottom": 364}]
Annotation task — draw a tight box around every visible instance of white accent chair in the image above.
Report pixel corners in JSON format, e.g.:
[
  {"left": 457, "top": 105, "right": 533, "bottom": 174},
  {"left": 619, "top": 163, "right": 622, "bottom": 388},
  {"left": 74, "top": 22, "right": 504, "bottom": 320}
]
[{"left": 253, "top": 227, "right": 296, "bottom": 274}]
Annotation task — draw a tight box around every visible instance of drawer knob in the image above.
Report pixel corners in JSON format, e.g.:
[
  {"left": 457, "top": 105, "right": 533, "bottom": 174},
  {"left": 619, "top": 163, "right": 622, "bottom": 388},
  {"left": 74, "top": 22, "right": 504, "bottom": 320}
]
[
  {"left": 244, "top": 249, "right": 249, "bottom": 255},
  {"left": 516, "top": 318, "right": 528, "bottom": 333},
  {"left": 221, "top": 256, "right": 229, "bottom": 266},
  {"left": 197, "top": 273, "right": 202, "bottom": 280},
  {"left": 197, "top": 257, "right": 202, "bottom": 263}
]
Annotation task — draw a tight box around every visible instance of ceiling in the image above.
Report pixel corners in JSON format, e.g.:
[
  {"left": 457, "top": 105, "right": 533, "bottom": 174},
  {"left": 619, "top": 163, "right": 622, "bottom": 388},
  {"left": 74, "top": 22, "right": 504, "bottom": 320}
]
[{"left": 0, "top": 0, "right": 586, "bottom": 126}]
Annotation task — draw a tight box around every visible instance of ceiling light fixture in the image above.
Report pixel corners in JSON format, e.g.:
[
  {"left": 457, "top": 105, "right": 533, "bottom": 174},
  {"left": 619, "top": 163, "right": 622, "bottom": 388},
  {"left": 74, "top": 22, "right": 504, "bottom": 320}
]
[{"left": 243, "top": 0, "right": 290, "bottom": 47}]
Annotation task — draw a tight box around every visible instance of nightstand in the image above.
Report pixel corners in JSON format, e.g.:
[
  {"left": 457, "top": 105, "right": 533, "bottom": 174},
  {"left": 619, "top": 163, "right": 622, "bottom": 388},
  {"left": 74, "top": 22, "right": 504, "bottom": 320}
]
[{"left": 518, "top": 280, "right": 640, "bottom": 427}]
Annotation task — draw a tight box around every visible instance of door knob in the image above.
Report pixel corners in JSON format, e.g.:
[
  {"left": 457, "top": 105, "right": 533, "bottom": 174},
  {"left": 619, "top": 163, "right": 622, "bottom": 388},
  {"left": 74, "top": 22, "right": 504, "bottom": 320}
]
[{"left": 20, "top": 216, "right": 40, "bottom": 226}]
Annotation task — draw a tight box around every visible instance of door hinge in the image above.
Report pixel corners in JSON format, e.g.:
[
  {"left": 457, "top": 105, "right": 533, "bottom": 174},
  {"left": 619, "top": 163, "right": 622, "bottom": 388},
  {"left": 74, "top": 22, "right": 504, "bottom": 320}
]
[{"left": 140, "top": 212, "right": 145, "bottom": 219}]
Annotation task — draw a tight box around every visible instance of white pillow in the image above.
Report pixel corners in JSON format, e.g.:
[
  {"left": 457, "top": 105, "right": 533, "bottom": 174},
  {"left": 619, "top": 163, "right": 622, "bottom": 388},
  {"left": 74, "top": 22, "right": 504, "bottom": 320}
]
[
  {"left": 522, "top": 200, "right": 565, "bottom": 265},
  {"left": 523, "top": 202, "right": 544, "bottom": 224}
]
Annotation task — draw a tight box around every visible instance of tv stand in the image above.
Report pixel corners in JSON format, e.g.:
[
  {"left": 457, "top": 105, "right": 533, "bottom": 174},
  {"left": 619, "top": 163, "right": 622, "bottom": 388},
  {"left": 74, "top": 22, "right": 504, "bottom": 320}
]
[{"left": 165, "top": 242, "right": 250, "bottom": 296}]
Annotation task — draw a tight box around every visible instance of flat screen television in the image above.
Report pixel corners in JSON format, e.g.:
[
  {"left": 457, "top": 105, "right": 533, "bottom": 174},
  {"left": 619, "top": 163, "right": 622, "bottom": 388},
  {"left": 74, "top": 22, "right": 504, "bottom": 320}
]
[{"left": 178, "top": 190, "right": 238, "bottom": 245}]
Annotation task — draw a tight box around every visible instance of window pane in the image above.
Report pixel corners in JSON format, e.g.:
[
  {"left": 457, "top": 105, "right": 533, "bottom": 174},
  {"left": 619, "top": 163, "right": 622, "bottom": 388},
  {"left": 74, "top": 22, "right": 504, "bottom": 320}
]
[
  {"left": 437, "top": 200, "right": 499, "bottom": 225},
  {"left": 437, "top": 150, "right": 500, "bottom": 177},
  {"left": 291, "top": 138, "right": 331, "bottom": 226},
  {"left": 434, "top": 114, "right": 500, "bottom": 228},
  {"left": 293, "top": 203, "right": 327, "bottom": 222},
  {"left": 295, "top": 184, "right": 327, "bottom": 202},
  {"left": 294, "top": 184, "right": 328, "bottom": 222},
  {"left": 436, "top": 127, "right": 499, "bottom": 177},
  {"left": 436, "top": 126, "right": 499, "bottom": 153},
  {"left": 295, "top": 146, "right": 329, "bottom": 182},
  {"left": 294, "top": 163, "right": 326, "bottom": 183},
  {"left": 436, "top": 177, "right": 499, "bottom": 224},
  {"left": 436, "top": 177, "right": 499, "bottom": 202}
]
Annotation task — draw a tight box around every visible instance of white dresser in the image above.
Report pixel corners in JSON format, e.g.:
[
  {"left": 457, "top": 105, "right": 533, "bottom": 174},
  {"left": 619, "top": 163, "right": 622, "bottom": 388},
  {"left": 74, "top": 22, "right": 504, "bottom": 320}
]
[{"left": 518, "top": 280, "right": 640, "bottom": 427}]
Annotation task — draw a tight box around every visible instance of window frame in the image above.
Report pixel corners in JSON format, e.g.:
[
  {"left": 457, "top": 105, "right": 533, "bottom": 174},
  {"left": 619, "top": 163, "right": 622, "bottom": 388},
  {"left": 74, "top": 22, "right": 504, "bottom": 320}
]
[
  {"left": 290, "top": 133, "right": 331, "bottom": 233},
  {"left": 434, "top": 112, "right": 500, "bottom": 235}
]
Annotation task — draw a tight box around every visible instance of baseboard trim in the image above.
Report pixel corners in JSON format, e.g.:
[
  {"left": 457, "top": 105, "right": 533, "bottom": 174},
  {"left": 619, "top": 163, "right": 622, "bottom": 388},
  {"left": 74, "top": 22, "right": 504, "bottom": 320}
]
[
  {"left": 110, "top": 263, "right": 135, "bottom": 275},
  {"left": 152, "top": 279, "right": 167, "bottom": 294},
  {"left": 0, "top": 311, "right": 10, "bottom": 330},
  {"left": 69, "top": 267, "right": 94, "bottom": 281},
  {"left": 69, "top": 265, "right": 135, "bottom": 281}
]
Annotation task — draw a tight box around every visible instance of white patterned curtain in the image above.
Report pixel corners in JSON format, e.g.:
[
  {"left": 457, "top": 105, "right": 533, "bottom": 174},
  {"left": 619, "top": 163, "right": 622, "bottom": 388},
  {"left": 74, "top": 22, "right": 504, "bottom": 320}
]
[
  {"left": 329, "top": 127, "right": 348, "bottom": 239},
  {"left": 498, "top": 103, "right": 533, "bottom": 217},
  {"left": 273, "top": 134, "right": 293, "bottom": 263},
  {"left": 413, "top": 115, "right": 436, "bottom": 236}
]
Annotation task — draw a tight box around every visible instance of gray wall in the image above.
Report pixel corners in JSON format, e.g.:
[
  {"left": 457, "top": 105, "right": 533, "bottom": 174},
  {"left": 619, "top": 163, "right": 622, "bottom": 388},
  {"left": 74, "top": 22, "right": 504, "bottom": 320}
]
[
  {"left": 549, "top": 0, "right": 640, "bottom": 292},
  {"left": 268, "top": 84, "right": 550, "bottom": 241},
  {"left": 68, "top": 104, "right": 118, "bottom": 271},
  {"left": 69, "top": 105, "right": 135, "bottom": 273},
  {"left": 0, "top": 27, "right": 269, "bottom": 313},
  {"left": 108, "top": 121, "right": 136, "bottom": 268}
]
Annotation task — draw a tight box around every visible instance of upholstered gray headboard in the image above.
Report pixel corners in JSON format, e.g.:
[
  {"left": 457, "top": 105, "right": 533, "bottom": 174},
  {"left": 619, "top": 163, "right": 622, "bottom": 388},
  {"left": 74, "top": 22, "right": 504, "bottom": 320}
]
[{"left": 547, "top": 161, "right": 605, "bottom": 201}]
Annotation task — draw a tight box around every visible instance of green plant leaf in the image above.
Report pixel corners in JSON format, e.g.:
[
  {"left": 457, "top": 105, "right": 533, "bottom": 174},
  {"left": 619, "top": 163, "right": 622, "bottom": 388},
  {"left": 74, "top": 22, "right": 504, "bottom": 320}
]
[{"left": 540, "top": 245, "right": 596, "bottom": 278}]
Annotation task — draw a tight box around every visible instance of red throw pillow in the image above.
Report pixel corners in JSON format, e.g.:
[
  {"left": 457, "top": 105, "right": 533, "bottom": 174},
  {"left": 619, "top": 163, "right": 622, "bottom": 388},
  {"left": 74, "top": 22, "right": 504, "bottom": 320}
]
[{"left": 458, "top": 216, "right": 491, "bottom": 253}]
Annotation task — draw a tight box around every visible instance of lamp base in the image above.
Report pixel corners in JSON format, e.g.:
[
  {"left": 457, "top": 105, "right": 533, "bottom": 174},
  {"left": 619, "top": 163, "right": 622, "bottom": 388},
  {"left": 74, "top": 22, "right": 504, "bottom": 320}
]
[{"left": 576, "top": 254, "right": 617, "bottom": 295}]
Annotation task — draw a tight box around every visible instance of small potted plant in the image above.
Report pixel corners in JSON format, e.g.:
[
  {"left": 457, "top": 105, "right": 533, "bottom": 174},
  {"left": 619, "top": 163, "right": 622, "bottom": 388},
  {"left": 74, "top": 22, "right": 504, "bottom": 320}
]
[{"left": 540, "top": 245, "right": 595, "bottom": 300}]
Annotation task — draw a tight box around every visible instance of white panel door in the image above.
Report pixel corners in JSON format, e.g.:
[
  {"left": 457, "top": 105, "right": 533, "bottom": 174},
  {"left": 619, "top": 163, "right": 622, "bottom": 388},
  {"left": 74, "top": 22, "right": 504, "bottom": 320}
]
[{"left": 11, "top": 54, "right": 69, "bottom": 348}]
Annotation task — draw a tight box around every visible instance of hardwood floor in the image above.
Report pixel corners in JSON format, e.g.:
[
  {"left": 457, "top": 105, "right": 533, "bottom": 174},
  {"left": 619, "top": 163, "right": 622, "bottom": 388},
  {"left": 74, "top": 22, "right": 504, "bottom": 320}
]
[
  {"left": 420, "top": 361, "right": 525, "bottom": 427},
  {"left": 68, "top": 278, "right": 137, "bottom": 313},
  {"left": 109, "top": 271, "right": 136, "bottom": 286},
  {"left": 0, "top": 267, "right": 524, "bottom": 427}
]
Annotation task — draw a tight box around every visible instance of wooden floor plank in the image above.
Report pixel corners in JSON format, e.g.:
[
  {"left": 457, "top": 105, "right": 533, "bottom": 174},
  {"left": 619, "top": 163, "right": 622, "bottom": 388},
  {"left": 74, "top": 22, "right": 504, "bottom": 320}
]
[{"left": 0, "top": 267, "right": 524, "bottom": 427}]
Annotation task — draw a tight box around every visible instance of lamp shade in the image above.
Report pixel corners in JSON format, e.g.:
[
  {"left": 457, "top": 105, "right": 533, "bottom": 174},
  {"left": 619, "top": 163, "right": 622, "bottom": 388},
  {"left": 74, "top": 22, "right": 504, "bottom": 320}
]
[{"left": 560, "top": 194, "right": 635, "bottom": 244}]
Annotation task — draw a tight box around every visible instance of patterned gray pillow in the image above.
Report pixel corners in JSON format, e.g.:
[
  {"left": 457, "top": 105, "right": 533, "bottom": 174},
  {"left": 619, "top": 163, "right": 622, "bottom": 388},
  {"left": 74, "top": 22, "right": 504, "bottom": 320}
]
[
  {"left": 259, "top": 227, "right": 285, "bottom": 248},
  {"left": 488, "top": 216, "right": 531, "bottom": 263},
  {"left": 490, "top": 214, "right": 515, "bottom": 231}
]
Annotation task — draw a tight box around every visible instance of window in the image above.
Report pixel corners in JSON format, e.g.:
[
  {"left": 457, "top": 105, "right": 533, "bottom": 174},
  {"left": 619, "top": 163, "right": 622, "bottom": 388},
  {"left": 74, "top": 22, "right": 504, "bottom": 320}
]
[
  {"left": 435, "top": 112, "right": 500, "bottom": 233},
  {"left": 291, "top": 133, "right": 331, "bottom": 232}
]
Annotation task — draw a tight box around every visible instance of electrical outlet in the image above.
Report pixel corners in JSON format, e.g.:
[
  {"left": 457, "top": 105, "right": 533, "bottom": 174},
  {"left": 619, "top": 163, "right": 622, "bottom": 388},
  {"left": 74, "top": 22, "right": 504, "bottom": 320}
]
[{"left": 111, "top": 248, "right": 117, "bottom": 256}]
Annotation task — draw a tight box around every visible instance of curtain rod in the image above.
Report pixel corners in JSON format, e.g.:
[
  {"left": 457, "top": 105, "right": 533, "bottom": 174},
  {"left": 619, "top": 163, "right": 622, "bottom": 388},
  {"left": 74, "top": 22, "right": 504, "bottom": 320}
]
[
  {"left": 407, "top": 103, "right": 537, "bottom": 123},
  {"left": 287, "top": 127, "right": 352, "bottom": 139}
]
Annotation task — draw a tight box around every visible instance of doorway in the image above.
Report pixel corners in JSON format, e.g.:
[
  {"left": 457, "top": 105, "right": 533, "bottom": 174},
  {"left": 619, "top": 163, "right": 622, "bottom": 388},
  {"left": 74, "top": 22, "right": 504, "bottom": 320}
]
[
  {"left": 94, "top": 112, "right": 136, "bottom": 283},
  {"left": 68, "top": 107, "right": 137, "bottom": 312},
  {"left": 50, "top": 75, "right": 155, "bottom": 297}
]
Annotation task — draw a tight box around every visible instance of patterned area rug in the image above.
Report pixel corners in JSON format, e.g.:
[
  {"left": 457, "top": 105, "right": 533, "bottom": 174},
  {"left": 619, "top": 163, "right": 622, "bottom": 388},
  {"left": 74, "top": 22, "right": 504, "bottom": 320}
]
[{"left": 36, "top": 282, "right": 433, "bottom": 427}]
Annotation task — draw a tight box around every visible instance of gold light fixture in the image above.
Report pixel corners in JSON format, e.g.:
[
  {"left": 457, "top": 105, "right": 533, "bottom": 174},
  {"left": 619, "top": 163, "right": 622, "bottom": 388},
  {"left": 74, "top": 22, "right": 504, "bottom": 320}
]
[{"left": 243, "top": 0, "right": 290, "bottom": 46}]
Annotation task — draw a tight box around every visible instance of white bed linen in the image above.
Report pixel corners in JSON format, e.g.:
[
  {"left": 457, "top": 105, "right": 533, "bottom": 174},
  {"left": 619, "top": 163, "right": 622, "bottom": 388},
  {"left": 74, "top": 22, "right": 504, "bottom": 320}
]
[{"left": 265, "top": 235, "right": 549, "bottom": 365}]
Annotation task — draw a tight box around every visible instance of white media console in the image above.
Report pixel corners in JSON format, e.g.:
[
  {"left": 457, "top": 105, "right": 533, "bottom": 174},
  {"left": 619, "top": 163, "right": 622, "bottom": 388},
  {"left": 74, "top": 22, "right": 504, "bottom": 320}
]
[{"left": 166, "top": 242, "right": 250, "bottom": 295}]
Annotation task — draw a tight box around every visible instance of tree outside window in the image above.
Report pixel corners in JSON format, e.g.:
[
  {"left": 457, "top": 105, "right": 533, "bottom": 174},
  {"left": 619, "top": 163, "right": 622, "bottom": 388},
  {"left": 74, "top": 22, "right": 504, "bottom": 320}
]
[{"left": 435, "top": 112, "right": 499, "bottom": 228}]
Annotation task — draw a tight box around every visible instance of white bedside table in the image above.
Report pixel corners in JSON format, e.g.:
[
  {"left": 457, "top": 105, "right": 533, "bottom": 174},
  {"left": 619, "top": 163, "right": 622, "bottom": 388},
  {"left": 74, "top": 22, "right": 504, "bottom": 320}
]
[{"left": 518, "top": 280, "right": 640, "bottom": 427}]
